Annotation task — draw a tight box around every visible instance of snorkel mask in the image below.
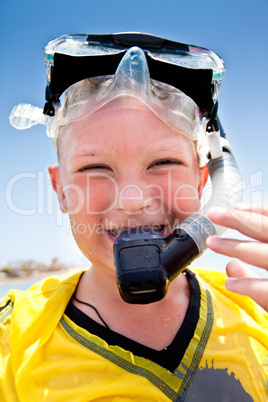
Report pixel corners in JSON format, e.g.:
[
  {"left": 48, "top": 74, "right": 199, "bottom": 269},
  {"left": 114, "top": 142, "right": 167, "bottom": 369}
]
[{"left": 9, "top": 32, "right": 243, "bottom": 304}]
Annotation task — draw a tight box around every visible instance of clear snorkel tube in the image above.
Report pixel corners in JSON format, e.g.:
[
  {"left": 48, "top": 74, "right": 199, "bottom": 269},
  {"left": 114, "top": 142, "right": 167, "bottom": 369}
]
[{"left": 9, "top": 33, "right": 243, "bottom": 304}]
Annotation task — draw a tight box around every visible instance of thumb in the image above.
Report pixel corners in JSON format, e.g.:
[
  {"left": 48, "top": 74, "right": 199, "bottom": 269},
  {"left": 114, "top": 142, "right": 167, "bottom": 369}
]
[
  {"left": 226, "top": 260, "right": 259, "bottom": 279},
  {"left": 225, "top": 277, "right": 268, "bottom": 312},
  {"left": 225, "top": 261, "right": 268, "bottom": 312}
]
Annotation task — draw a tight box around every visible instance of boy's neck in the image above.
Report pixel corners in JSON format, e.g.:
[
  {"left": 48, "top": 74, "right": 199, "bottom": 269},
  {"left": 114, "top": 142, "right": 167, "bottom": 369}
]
[
  {"left": 72, "top": 266, "right": 191, "bottom": 350},
  {"left": 76, "top": 265, "right": 190, "bottom": 310}
]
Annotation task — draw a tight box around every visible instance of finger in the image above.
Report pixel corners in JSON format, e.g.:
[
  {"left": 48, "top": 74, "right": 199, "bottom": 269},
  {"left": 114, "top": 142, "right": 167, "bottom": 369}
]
[
  {"left": 235, "top": 203, "right": 268, "bottom": 217},
  {"left": 207, "top": 206, "right": 268, "bottom": 243},
  {"left": 226, "top": 260, "right": 259, "bottom": 279},
  {"left": 225, "top": 277, "right": 268, "bottom": 312},
  {"left": 206, "top": 236, "right": 268, "bottom": 269}
]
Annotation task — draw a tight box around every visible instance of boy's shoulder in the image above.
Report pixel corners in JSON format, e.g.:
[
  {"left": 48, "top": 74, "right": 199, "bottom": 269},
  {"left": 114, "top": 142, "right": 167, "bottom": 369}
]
[{"left": 0, "top": 269, "right": 86, "bottom": 325}]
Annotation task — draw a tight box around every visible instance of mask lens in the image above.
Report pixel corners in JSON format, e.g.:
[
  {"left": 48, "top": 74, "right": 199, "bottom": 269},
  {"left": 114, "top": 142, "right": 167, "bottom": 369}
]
[{"left": 56, "top": 47, "right": 202, "bottom": 143}]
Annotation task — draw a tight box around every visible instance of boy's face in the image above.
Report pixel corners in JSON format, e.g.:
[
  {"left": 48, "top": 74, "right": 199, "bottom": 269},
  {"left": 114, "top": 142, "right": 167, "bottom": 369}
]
[{"left": 49, "top": 99, "right": 208, "bottom": 276}]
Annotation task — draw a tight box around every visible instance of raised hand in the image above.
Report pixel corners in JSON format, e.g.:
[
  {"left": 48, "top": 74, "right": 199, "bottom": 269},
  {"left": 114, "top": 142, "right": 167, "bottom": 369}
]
[{"left": 206, "top": 204, "right": 268, "bottom": 312}]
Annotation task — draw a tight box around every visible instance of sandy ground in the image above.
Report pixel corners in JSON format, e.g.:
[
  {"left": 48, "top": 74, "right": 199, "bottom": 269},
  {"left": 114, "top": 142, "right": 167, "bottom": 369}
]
[{"left": 0, "top": 266, "right": 88, "bottom": 286}]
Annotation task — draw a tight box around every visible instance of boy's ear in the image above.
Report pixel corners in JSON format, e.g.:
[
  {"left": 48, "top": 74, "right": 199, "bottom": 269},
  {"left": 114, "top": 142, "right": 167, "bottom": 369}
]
[
  {"left": 48, "top": 165, "right": 68, "bottom": 213},
  {"left": 198, "top": 165, "right": 209, "bottom": 199}
]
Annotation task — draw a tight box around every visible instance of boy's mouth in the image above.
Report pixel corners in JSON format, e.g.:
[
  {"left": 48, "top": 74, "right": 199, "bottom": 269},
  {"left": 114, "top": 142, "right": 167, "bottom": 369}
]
[{"left": 107, "top": 225, "right": 166, "bottom": 239}]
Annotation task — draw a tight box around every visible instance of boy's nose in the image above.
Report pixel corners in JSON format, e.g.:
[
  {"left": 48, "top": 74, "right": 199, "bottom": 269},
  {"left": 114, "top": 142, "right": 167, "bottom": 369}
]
[{"left": 115, "top": 183, "right": 152, "bottom": 214}]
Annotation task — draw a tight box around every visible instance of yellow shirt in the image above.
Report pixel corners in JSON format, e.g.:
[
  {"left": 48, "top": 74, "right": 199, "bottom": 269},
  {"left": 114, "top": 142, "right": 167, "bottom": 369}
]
[{"left": 0, "top": 268, "right": 267, "bottom": 401}]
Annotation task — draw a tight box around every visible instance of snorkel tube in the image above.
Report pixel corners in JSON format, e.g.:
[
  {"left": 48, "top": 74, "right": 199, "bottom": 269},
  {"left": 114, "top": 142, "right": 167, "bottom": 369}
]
[{"left": 113, "top": 118, "right": 243, "bottom": 304}]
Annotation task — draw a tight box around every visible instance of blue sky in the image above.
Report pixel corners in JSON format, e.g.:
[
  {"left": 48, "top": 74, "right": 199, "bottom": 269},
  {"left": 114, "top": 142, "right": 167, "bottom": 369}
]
[{"left": 1, "top": 0, "right": 268, "bottom": 273}]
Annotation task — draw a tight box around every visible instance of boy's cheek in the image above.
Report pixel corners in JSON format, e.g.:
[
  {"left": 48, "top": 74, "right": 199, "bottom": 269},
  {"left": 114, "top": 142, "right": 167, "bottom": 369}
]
[
  {"left": 64, "top": 180, "right": 117, "bottom": 215},
  {"left": 165, "top": 183, "right": 201, "bottom": 216}
]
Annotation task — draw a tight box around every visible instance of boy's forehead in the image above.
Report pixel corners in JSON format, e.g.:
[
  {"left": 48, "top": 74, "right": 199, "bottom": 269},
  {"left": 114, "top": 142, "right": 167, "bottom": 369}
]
[{"left": 59, "top": 96, "right": 196, "bottom": 159}]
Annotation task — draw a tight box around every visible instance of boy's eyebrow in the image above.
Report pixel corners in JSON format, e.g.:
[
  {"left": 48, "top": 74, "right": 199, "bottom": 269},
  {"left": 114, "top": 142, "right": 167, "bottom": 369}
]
[
  {"left": 71, "top": 140, "right": 192, "bottom": 159},
  {"left": 73, "top": 151, "right": 99, "bottom": 158},
  {"left": 69, "top": 151, "right": 101, "bottom": 165}
]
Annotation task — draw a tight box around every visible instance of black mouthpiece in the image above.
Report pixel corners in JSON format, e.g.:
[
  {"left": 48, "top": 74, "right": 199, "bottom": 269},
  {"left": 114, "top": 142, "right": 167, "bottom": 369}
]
[{"left": 113, "top": 227, "right": 199, "bottom": 304}]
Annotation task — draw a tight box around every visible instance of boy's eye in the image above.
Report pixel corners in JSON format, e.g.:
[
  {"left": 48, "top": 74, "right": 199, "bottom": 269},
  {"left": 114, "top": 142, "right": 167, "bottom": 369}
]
[
  {"left": 77, "top": 164, "right": 111, "bottom": 172},
  {"left": 149, "top": 159, "right": 183, "bottom": 168}
]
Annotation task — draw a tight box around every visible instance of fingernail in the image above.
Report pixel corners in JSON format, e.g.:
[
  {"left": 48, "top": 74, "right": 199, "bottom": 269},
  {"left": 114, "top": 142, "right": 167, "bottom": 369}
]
[
  {"left": 225, "top": 278, "right": 237, "bottom": 291},
  {"left": 234, "top": 203, "right": 250, "bottom": 210},
  {"left": 208, "top": 206, "right": 225, "bottom": 212},
  {"left": 207, "top": 206, "right": 226, "bottom": 216},
  {"left": 206, "top": 235, "right": 220, "bottom": 246}
]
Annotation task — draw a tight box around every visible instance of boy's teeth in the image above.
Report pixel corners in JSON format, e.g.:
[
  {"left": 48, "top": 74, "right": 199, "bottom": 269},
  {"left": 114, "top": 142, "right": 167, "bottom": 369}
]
[
  {"left": 109, "top": 229, "right": 132, "bottom": 238},
  {"left": 109, "top": 226, "right": 164, "bottom": 238}
]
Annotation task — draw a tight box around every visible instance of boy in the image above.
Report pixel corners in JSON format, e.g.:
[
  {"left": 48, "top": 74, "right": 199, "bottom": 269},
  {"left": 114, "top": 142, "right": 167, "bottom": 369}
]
[{"left": 1, "top": 33, "right": 268, "bottom": 401}]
